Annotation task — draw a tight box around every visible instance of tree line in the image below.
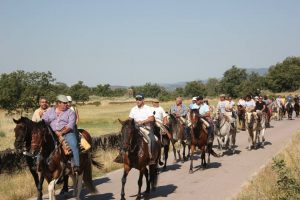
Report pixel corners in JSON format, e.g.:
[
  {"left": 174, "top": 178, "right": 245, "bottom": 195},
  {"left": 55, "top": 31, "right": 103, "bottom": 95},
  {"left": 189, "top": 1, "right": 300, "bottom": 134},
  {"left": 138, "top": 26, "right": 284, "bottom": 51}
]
[{"left": 0, "top": 56, "right": 299, "bottom": 112}]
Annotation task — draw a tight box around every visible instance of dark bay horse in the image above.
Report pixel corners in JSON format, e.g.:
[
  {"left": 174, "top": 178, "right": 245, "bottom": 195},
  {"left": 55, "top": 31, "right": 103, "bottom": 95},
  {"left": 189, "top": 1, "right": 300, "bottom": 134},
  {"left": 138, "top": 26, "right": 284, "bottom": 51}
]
[
  {"left": 167, "top": 113, "right": 190, "bottom": 162},
  {"left": 13, "top": 117, "right": 101, "bottom": 200},
  {"left": 188, "top": 109, "right": 219, "bottom": 174},
  {"left": 294, "top": 98, "right": 300, "bottom": 117},
  {"left": 237, "top": 105, "right": 246, "bottom": 131},
  {"left": 285, "top": 102, "right": 294, "bottom": 120},
  {"left": 118, "top": 119, "right": 161, "bottom": 200}
]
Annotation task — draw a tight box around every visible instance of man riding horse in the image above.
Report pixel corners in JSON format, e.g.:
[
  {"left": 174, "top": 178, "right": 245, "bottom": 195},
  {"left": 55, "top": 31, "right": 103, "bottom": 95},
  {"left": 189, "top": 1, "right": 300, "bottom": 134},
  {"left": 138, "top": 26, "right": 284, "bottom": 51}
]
[
  {"left": 42, "top": 94, "right": 80, "bottom": 173},
  {"left": 129, "top": 94, "right": 157, "bottom": 163}
]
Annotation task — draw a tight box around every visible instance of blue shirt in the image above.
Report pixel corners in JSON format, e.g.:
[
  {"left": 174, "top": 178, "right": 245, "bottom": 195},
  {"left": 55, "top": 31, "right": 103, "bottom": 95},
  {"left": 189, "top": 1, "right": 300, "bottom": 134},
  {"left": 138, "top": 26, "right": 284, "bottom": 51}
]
[
  {"left": 199, "top": 103, "right": 210, "bottom": 115},
  {"left": 170, "top": 104, "right": 188, "bottom": 116}
]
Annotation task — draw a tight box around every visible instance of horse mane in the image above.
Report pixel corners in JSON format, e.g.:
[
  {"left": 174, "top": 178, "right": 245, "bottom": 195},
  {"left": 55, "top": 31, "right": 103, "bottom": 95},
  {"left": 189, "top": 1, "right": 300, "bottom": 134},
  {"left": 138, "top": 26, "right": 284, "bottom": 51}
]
[{"left": 190, "top": 109, "right": 203, "bottom": 139}]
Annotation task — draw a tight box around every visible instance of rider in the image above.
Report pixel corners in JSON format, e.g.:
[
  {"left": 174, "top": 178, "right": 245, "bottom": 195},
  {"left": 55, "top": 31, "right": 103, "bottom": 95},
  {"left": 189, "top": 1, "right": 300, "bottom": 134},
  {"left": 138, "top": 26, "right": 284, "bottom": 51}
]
[
  {"left": 189, "top": 97, "right": 197, "bottom": 109},
  {"left": 151, "top": 98, "right": 170, "bottom": 138},
  {"left": 217, "top": 94, "right": 227, "bottom": 114},
  {"left": 255, "top": 96, "right": 267, "bottom": 112},
  {"left": 195, "top": 96, "right": 214, "bottom": 144},
  {"left": 170, "top": 97, "right": 188, "bottom": 125},
  {"left": 32, "top": 96, "right": 50, "bottom": 122},
  {"left": 244, "top": 95, "right": 256, "bottom": 112},
  {"left": 42, "top": 95, "right": 80, "bottom": 172},
  {"left": 66, "top": 96, "right": 79, "bottom": 125},
  {"left": 129, "top": 94, "right": 156, "bottom": 162}
]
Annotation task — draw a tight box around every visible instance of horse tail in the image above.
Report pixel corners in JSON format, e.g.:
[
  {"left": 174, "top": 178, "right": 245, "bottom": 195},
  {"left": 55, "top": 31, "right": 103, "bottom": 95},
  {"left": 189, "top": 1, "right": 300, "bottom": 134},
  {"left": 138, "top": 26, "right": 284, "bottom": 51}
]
[
  {"left": 83, "top": 153, "right": 103, "bottom": 194},
  {"left": 149, "top": 164, "right": 159, "bottom": 189}
]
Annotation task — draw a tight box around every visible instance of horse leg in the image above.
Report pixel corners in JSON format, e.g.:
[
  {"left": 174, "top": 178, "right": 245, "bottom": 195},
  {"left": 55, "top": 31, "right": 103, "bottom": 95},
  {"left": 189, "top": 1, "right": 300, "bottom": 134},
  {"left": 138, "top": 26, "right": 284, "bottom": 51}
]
[
  {"left": 182, "top": 141, "right": 187, "bottom": 162},
  {"left": 177, "top": 140, "right": 182, "bottom": 161},
  {"left": 48, "top": 179, "right": 58, "bottom": 200},
  {"left": 59, "top": 175, "right": 69, "bottom": 195},
  {"left": 136, "top": 170, "right": 144, "bottom": 200},
  {"left": 261, "top": 128, "right": 266, "bottom": 147},
  {"left": 171, "top": 141, "right": 177, "bottom": 162},
  {"left": 231, "top": 129, "right": 236, "bottom": 154},
  {"left": 189, "top": 145, "right": 195, "bottom": 174},
  {"left": 187, "top": 144, "right": 191, "bottom": 160},
  {"left": 201, "top": 148, "right": 207, "bottom": 168},
  {"left": 144, "top": 167, "right": 150, "bottom": 193},
  {"left": 121, "top": 166, "right": 130, "bottom": 200},
  {"left": 163, "top": 144, "right": 169, "bottom": 170},
  {"left": 37, "top": 172, "right": 44, "bottom": 200},
  {"left": 248, "top": 130, "right": 253, "bottom": 150},
  {"left": 75, "top": 174, "right": 83, "bottom": 200}
]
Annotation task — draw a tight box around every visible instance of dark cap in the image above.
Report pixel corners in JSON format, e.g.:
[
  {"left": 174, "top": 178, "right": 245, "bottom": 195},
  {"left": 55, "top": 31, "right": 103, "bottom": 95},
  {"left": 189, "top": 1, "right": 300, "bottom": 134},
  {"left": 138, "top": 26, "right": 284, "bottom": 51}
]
[
  {"left": 196, "top": 96, "right": 203, "bottom": 101},
  {"left": 135, "top": 94, "right": 144, "bottom": 100}
]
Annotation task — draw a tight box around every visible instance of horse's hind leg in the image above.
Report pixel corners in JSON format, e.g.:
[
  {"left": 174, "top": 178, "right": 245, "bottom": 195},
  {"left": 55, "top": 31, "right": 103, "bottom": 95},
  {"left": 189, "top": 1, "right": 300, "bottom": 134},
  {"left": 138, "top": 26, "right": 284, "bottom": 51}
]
[
  {"left": 177, "top": 140, "right": 182, "bottom": 161},
  {"left": 163, "top": 144, "right": 169, "bottom": 170},
  {"left": 189, "top": 145, "right": 195, "bottom": 174},
  {"left": 37, "top": 172, "right": 44, "bottom": 200},
  {"left": 121, "top": 166, "right": 130, "bottom": 200},
  {"left": 171, "top": 141, "right": 177, "bottom": 162},
  {"left": 182, "top": 141, "right": 187, "bottom": 162},
  {"left": 144, "top": 168, "right": 150, "bottom": 193},
  {"left": 75, "top": 174, "right": 83, "bottom": 200}
]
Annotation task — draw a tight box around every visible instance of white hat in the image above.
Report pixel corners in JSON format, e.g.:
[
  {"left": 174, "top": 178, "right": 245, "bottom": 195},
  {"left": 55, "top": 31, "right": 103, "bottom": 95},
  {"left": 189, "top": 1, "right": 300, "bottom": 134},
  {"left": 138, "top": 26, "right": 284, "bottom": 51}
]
[
  {"left": 66, "top": 96, "right": 72, "bottom": 102},
  {"left": 56, "top": 95, "right": 68, "bottom": 103},
  {"left": 192, "top": 97, "right": 197, "bottom": 101},
  {"left": 254, "top": 96, "right": 259, "bottom": 99}
]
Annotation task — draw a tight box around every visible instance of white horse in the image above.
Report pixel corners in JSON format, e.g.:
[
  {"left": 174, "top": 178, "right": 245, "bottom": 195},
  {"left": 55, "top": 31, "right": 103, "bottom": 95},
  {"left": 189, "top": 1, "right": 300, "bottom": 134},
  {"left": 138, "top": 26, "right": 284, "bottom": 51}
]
[
  {"left": 271, "top": 101, "right": 283, "bottom": 121},
  {"left": 214, "top": 112, "right": 236, "bottom": 155},
  {"left": 245, "top": 111, "right": 266, "bottom": 150}
]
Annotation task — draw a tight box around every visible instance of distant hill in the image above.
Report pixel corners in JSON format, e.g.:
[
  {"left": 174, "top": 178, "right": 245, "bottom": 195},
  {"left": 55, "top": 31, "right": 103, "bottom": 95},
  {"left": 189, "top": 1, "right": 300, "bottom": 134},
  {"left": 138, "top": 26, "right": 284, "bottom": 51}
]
[{"left": 244, "top": 68, "right": 268, "bottom": 76}]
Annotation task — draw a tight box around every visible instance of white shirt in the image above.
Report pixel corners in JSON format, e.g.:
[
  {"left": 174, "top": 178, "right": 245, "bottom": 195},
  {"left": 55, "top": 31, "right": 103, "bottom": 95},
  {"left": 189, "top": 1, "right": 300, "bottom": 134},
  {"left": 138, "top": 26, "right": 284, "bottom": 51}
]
[
  {"left": 217, "top": 101, "right": 227, "bottom": 113},
  {"left": 129, "top": 105, "right": 153, "bottom": 127},
  {"left": 151, "top": 106, "right": 167, "bottom": 121},
  {"left": 238, "top": 99, "right": 245, "bottom": 106},
  {"left": 245, "top": 100, "right": 256, "bottom": 108},
  {"left": 199, "top": 103, "right": 210, "bottom": 115}
]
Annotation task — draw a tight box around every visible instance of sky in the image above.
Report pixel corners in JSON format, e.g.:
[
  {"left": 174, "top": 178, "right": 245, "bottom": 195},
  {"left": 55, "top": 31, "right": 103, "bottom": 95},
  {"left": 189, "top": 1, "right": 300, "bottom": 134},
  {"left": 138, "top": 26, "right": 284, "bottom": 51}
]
[{"left": 0, "top": 0, "right": 300, "bottom": 86}]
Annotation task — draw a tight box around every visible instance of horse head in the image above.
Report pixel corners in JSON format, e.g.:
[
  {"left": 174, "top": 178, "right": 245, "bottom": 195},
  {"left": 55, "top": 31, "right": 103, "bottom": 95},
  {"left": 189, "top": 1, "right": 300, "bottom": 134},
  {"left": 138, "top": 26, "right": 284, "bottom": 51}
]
[
  {"left": 245, "top": 112, "right": 254, "bottom": 129},
  {"left": 118, "top": 119, "right": 135, "bottom": 151},
  {"left": 189, "top": 109, "right": 201, "bottom": 129},
  {"left": 13, "top": 117, "right": 33, "bottom": 154},
  {"left": 30, "top": 120, "right": 49, "bottom": 155}
]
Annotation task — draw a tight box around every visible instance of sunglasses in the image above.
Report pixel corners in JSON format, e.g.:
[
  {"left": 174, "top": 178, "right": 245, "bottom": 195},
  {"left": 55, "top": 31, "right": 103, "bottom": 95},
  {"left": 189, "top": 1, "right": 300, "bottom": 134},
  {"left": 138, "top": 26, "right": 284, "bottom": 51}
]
[
  {"left": 59, "top": 101, "right": 68, "bottom": 104},
  {"left": 136, "top": 98, "right": 143, "bottom": 101}
]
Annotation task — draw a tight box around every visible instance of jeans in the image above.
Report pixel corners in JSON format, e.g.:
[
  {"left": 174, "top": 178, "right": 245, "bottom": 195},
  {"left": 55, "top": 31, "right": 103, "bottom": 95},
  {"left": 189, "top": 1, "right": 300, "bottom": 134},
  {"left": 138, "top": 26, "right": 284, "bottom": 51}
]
[{"left": 64, "top": 132, "right": 80, "bottom": 167}]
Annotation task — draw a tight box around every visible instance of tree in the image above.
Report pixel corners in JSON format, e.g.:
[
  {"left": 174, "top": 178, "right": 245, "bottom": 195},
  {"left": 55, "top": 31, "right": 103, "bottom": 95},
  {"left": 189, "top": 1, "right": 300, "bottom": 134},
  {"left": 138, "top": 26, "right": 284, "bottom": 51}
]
[
  {"left": 220, "top": 66, "right": 248, "bottom": 97},
  {"left": 266, "top": 57, "right": 300, "bottom": 92},
  {"left": 184, "top": 81, "right": 207, "bottom": 97},
  {"left": 69, "top": 81, "right": 90, "bottom": 103},
  {"left": 238, "top": 72, "right": 266, "bottom": 97},
  {"left": 206, "top": 78, "right": 220, "bottom": 97},
  {"left": 133, "top": 83, "right": 164, "bottom": 98}
]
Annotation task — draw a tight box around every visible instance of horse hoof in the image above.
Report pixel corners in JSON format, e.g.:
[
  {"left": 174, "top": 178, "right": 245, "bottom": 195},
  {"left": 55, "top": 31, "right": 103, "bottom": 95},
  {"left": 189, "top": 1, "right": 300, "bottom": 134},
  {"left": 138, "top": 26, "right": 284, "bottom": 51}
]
[
  {"left": 151, "top": 187, "right": 156, "bottom": 192},
  {"left": 121, "top": 196, "right": 126, "bottom": 200},
  {"left": 136, "top": 195, "right": 141, "bottom": 200},
  {"left": 162, "top": 166, "right": 167, "bottom": 171},
  {"left": 189, "top": 169, "right": 193, "bottom": 174},
  {"left": 144, "top": 189, "right": 150, "bottom": 194}
]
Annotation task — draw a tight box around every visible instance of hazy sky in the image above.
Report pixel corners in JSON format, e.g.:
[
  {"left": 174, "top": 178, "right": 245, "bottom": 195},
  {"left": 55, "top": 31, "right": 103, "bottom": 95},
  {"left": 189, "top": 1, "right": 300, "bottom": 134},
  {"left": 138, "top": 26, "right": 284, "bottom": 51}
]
[{"left": 1, "top": 1, "right": 300, "bottom": 86}]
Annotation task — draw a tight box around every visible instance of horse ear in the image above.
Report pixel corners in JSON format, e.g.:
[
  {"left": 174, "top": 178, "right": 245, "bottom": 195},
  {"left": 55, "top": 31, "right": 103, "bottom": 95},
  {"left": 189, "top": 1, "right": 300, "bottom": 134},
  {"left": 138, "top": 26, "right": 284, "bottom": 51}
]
[
  {"left": 13, "top": 118, "right": 19, "bottom": 124},
  {"left": 118, "top": 119, "right": 125, "bottom": 125}
]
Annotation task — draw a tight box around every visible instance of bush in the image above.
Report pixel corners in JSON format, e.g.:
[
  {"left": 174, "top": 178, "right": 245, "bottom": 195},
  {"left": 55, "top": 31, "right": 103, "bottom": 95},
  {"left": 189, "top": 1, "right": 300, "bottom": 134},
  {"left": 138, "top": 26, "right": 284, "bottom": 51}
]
[{"left": 0, "top": 131, "right": 6, "bottom": 137}]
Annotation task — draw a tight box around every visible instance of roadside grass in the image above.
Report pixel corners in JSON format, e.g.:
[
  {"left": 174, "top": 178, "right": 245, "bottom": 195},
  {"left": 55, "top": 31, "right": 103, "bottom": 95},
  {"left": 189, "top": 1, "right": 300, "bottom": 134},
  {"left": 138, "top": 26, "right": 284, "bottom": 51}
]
[{"left": 235, "top": 131, "right": 300, "bottom": 200}]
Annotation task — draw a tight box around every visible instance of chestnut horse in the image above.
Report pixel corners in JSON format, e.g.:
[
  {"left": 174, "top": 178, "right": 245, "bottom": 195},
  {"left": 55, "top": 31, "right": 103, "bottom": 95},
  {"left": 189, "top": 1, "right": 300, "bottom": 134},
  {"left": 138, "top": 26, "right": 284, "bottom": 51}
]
[
  {"left": 188, "top": 109, "right": 219, "bottom": 174},
  {"left": 13, "top": 117, "right": 101, "bottom": 200},
  {"left": 118, "top": 119, "right": 161, "bottom": 200}
]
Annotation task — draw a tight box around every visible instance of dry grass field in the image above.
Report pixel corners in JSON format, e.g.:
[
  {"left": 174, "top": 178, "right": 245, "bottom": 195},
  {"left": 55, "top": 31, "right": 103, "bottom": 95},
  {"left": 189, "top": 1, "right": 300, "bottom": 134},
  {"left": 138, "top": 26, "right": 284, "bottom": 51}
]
[{"left": 235, "top": 131, "right": 300, "bottom": 200}]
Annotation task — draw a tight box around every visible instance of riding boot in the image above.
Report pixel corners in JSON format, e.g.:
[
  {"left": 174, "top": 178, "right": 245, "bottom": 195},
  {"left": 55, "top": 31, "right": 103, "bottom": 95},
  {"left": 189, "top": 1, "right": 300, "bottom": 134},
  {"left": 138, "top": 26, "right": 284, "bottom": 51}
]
[
  {"left": 148, "top": 132, "right": 156, "bottom": 164},
  {"left": 207, "top": 123, "right": 214, "bottom": 144}
]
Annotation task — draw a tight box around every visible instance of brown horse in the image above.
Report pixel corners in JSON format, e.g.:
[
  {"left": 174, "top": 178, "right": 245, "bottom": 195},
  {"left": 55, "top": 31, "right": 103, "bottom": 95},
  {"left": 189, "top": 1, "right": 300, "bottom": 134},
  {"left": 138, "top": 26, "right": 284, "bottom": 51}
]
[
  {"left": 167, "top": 113, "right": 190, "bottom": 162},
  {"left": 188, "top": 109, "right": 219, "bottom": 174},
  {"left": 13, "top": 117, "right": 101, "bottom": 200},
  {"left": 237, "top": 105, "right": 246, "bottom": 131},
  {"left": 118, "top": 119, "right": 161, "bottom": 200}
]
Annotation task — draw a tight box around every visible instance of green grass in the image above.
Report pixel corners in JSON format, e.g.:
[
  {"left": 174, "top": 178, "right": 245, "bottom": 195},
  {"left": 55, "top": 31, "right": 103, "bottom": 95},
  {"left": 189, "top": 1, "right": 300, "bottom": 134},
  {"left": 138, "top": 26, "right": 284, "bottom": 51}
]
[{"left": 0, "top": 131, "right": 6, "bottom": 137}]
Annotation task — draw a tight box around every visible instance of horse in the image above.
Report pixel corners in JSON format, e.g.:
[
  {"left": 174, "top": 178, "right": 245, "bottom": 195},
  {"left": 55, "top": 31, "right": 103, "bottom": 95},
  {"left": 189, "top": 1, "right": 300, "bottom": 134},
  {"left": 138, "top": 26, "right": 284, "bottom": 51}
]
[
  {"left": 255, "top": 111, "right": 267, "bottom": 147},
  {"left": 166, "top": 113, "right": 190, "bottom": 162},
  {"left": 13, "top": 117, "right": 44, "bottom": 199},
  {"left": 118, "top": 119, "right": 161, "bottom": 200},
  {"left": 245, "top": 111, "right": 266, "bottom": 150},
  {"left": 294, "top": 98, "right": 300, "bottom": 117},
  {"left": 285, "top": 102, "right": 294, "bottom": 120},
  {"left": 13, "top": 117, "right": 101, "bottom": 200},
  {"left": 188, "top": 109, "right": 219, "bottom": 174},
  {"left": 271, "top": 101, "right": 283, "bottom": 121},
  {"left": 213, "top": 112, "right": 236, "bottom": 155},
  {"left": 237, "top": 105, "right": 246, "bottom": 131}
]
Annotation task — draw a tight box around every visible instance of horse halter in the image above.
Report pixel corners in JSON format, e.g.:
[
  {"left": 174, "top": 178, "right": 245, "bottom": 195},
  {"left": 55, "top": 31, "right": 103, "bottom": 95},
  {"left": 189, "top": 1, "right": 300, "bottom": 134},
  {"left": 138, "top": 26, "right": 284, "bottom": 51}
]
[
  {"left": 190, "top": 110, "right": 200, "bottom": 128},
  {"left": 14, "top": 122, "right": 30, "bottom": 154}
]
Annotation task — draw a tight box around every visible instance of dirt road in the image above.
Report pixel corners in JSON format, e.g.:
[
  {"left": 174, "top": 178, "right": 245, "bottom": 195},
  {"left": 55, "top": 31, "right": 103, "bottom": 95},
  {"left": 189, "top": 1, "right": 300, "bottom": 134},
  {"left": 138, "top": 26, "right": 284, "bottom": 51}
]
[{"left": 36, "top": 117, "right": 300, "bottom": 200}]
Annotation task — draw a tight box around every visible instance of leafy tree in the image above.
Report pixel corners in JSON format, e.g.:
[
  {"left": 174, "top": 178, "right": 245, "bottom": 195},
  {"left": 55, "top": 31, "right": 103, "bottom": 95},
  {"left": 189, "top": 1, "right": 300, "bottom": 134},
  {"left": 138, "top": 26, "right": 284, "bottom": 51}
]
[
  {"left": 266, "top": 57, "right": 300, "bottom": 92},
  {"left": 184, "top": 81, "right": 207, "bottom": 97},
  {"left": 133, "top": 83, "right": 164, "bottom": 98},
  {"left": 220, "top": 66, "right": 248, "bottom": 97},
  {"left": 238, "top": 72, "right": 266, "bottom": 97},
  {"left": 206, "top": 78, "right": 220, "bottom": 97},
  {"left": 69, "top": 81, "right": 90, "bottom": 103}
]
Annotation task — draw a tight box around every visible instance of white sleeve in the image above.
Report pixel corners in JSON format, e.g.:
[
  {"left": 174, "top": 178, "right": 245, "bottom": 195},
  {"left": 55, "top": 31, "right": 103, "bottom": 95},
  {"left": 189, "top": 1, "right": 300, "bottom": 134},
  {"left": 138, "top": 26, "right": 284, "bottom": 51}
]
[
  {"left": 129, "top": 107, "right": 135, "bottom": 118},
  {"left": 161, "top": 107, "right": 167, "bottom": 118},
  {"left": 146, "top": 106, "right": 154, "bottom": 117}
]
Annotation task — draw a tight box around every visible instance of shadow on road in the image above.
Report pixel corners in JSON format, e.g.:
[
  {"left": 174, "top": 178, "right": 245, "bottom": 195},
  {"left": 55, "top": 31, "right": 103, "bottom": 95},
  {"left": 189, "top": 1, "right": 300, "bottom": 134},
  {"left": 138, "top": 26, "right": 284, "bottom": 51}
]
[
  {"left": 93, "top": 176, "right": 111, "bottom": 186},
  {"left": 143, "top": 184, "right": 177, "bottom": 199},
  {"left": 161, "top": 163, "right": 181, "bottom": 172},
  {"left": 222, "top": 149, "right": 242, "bottom": 156},
  {"left": 84, "top": 192, "right": 115, "bottom": 200}
]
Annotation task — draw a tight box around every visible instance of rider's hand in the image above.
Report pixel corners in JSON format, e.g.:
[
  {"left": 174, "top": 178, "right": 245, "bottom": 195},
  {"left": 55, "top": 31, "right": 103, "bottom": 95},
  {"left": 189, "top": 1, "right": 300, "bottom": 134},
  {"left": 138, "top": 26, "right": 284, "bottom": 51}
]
[
  {"left": 137, "top": 121, "right": 144, "bottom": 126},
  {"left": 56, "top": 131, "right": 63, "bottom": 137}
]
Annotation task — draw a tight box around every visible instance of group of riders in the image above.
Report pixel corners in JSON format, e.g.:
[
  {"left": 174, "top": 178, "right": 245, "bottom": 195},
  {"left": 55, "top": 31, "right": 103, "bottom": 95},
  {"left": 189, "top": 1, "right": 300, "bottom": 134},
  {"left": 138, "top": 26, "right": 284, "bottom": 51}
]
[
  {"left": 32, "top": 93, "right": 300, "bottom": 173},
  {"left": 26, "top": 93, "right": 300, "bottom": 199}
]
